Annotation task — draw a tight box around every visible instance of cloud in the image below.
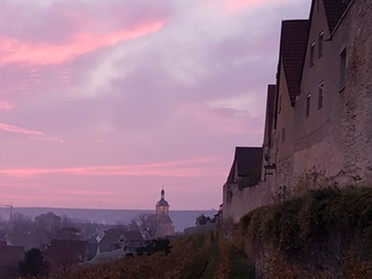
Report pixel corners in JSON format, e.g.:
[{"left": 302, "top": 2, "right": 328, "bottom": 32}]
[
  {"left": 0, "top": 157, "right": 224, "bottom": 178},
  {"left": 223, "top": 0, "right": 295, "bottom": 15},
  {"left": 0, "top": 0, "right": 311, "bottom": 209},
  {"left": 0, "top": 123, "right": 43, "bottom": 136},
  {"left": 0, "top": 101, "right": 13, "bottom": 110},
  {"left": 0, "top": 21, "right": 164, "bottom": 65}
]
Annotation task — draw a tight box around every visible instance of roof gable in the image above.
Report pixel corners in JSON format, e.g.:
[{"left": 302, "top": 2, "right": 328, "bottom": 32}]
[
  {"left": 226, "top": 147, "right": 262, "bottom": 187},
  {"left": 98, "top": 228, "right": 125, "bottom": 252},
  {"left": 322, "top": 0, "right": 352, "bottom": 33},
  {"left": 279, "top": 20, "right": 309, "bottom": 105},
  {"left": 47, "top": 240, "right": 87, "bottom": 262}
]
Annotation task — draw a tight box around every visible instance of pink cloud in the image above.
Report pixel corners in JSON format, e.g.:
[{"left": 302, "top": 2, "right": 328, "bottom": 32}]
[
  {"left": 0, "top": 157, "right": 224, "bottom": 178},
  {"left": 0, "top": 123, "right": 65, "bottom": 143},
  {"left": 0, "top": 122, "right": 43, "bottom": 136},
  {"left": 0, "top": 101, "right": 13, "bottom": 110},
  {"left": 179, "top": 103, "right": 249, "bottom": 134},
  {"left": 0, "top": 20, "right": 164, "bottom": 65},
  {"left": 224, "top": 0, "right": 292, "bottom": 15},
  {"left": 28, "top": 136, "right": 66, "bottom": 144}
]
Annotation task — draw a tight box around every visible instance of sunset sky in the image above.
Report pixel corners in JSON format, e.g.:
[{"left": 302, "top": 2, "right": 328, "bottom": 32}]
[{"left": 0, "top": 0, "right": 310, "bottom": 210}]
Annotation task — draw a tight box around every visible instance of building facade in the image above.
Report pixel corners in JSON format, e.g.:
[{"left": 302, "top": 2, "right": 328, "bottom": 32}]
[{"left": 222, "top": 0, "right": 372, "bottom": 222}]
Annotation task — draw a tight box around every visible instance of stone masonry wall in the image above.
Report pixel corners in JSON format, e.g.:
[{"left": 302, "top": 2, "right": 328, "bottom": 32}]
[{"left": 223, "top": 182, "right": 271, "bottom": 223}]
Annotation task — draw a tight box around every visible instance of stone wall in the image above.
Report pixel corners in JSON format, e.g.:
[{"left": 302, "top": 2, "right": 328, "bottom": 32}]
[
  {"left": 271, "top": 0, "right": 372, "bottom": 200},
  {"left": 222, "top": 182, "right": 271, "bottom": 223}
]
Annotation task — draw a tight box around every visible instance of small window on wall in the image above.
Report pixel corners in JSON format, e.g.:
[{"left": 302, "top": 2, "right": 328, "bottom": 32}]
[
  {"left": 281, "top": 128, "right": 286, "bottom": 143},
  {"left": 318, "top": 31, "right": 324, "bottom": 58},
  {"left": 318, "top": 81, "right": 324, "bottom": 109},
  {"left": 340, "top": 48, "right": 347, "bottom": 90},
  {"left": 310, "top": 42, "right": 315, "bottom": 67},
  {"left": 306, "top": 93, "right": 311, "bottom": 117}
]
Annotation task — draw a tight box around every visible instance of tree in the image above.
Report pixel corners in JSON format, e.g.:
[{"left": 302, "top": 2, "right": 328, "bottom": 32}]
[
  {"left": 19, "top": 248, "right": 49, "bottom": 277},
  {"left": 129, "top": 213, "right": 156, "bottom": 238},
  {"left": 7, "top": 213, "right": 35, "bottom": 249},
  {"left": 137, "top": 238, "right": 171, "bottom": 256}
]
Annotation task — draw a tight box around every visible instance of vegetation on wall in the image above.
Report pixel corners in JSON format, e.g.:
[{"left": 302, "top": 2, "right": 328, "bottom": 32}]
[{"left": 235, "top": 186, "right": 372, "bottom": 278}]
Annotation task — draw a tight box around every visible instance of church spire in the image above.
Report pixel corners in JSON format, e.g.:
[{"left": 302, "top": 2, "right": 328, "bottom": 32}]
[{"left": 161, "top": 188, "right": 165, "bottom": 200}]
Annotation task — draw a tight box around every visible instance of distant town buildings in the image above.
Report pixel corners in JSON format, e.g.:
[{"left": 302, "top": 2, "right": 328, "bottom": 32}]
[{"left": 223, "top": 0, "right": 372, "bottom": 222}]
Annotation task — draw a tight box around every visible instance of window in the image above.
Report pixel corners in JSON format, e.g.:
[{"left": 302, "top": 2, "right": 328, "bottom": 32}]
[
  {"left": 340, "top": 48, "right": 346, "bottom": 90},
  {"left": 318, "top": 81, "right": 324, "bottom": 109},
  {"left": 281, "top": 128, "right": 286, "bottom": 143},
  {"left": 306, "top": 93, "right": 311, "bottom": 117},
  {"left": 310, "top": 42, "right": 315, "bottom": 67},
  {"left": 318, "top": 31, "right": 324, "bottom": 58}
]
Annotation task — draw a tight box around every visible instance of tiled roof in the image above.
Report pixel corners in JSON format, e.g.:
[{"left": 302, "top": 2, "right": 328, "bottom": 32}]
[
  {"left": 226, "top": 147, "right": 262, "bottom": 185},
  {"left": 47, "top": 240, "right": 87, "bottom": 263},
  {"left": 0, "top": 245, "right": 24, "bottom": 266},
  {"left": 280, "top": 20, "right": 309, "bottom": 105},
  {"left": 35, "top": 212, "right": 61, "bottom": 221},
  {"left": 323, "top": 0, "right": 352, "bottom": 32},
  {"left": 123, "top": 230, "right": 144, "bottom": 241},
  {"left": 98, "top": 228, "right": 125, "bottom": 252}
]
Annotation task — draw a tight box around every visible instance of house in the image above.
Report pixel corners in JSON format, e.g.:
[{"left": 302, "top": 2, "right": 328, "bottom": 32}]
[
  {"left": 222, "top": 147, "right": 267, "bottom": 222},
  {"left": 267, "top": 0, "right": 372, "bottom": 196},
  {"left": 45, "top": 239, "right": 88, "bottom": 275},
  {"left": 35, "top": 212, "right": 61, "bottom": 233},
  {"left": 0, "top": 243, "right": 24, "bottom": 278},
  {"left": 97, "top": 228, "right": 125, "bottom": 253},
  {"left": 222, "top": 0, "right": 372, "bottom": 222},
  {"left": 122, "top": 230, "right": 147, "bottom": 253},
  {"left": 97, "top": 228, "right": 147, "bottom": 254},
  {"left": 268, "top": 19, "right": 310, "bottom": 201}
]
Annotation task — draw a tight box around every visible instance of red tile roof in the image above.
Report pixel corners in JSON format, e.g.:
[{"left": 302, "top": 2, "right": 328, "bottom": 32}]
[{"left": 279, "top": 20, "right": 309, "bottom": 105}]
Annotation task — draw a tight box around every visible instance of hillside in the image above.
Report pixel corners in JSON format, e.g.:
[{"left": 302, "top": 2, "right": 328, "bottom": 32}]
[{"left": 37, "top": 232, "right": 253, "bottom": 279}]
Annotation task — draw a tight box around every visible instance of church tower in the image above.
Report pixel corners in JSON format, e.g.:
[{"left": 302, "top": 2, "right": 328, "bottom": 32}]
[{"left": 156, "top": 188, "right": 169, "bottom": 216}]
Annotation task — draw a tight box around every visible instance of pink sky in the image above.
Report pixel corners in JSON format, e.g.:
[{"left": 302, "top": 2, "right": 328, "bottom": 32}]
[{"left": 0, "top": 0, "right": 310, "bottom": 210}]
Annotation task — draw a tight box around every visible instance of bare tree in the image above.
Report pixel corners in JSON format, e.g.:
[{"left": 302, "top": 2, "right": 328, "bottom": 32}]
[{"left": 128, "top": 214, "right": 156, "bottom": 238}]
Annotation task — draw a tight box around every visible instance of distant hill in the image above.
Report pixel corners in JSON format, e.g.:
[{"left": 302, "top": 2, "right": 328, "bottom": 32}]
[{"left": 0, "top": 207, "right": 216, "bottom": 232}]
